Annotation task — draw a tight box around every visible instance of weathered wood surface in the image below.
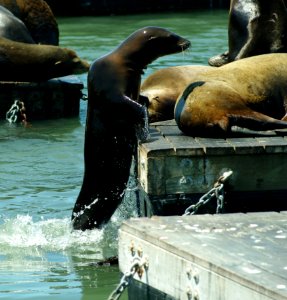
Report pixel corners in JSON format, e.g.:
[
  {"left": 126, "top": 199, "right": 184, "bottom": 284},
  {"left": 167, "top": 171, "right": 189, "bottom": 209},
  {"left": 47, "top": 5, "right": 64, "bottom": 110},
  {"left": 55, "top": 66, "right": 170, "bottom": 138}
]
[
  {"left": 138, "top": 120, "right": 287, "bottom": 200},
  {"left": 0, "top": 76, "right": 84, "bottom": 120},
  {"left": 119, "top": 212, "right": 287, "bottom": 300}
]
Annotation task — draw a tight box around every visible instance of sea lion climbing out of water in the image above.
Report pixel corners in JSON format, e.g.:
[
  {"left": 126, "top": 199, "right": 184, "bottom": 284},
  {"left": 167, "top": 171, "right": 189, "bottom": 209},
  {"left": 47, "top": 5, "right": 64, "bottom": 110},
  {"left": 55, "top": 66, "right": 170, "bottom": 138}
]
[
  {"left": 72, "top": 26, "right": 190, "bottom": 230},
  {"left": 208, "top": 0, "right": 287, "bottom": 67},
  {"left": 175, "top": 53, "right": 287, "bottom": 137}
]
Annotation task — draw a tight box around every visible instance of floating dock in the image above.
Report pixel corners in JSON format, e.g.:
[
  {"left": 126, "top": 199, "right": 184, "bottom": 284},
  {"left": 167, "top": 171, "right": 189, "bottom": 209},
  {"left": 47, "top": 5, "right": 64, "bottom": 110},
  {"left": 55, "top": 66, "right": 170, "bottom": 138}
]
[
  {"left": 118, "top": 120, "right": 287, "bottom": 299},
  {"left": 137, "top": 120, "right": 287, "bottom": 216},
  {"left": 0, "top": 76, "right": 84, "bottom": 121},
  {"left": 118, "top": 212, "right": 287, "bottom": 300}
]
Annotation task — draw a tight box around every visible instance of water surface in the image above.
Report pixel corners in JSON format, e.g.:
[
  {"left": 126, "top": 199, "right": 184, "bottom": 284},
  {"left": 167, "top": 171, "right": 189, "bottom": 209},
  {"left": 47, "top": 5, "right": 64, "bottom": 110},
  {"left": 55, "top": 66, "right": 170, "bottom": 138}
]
[{"left": 0, "top": 11, "right": 227, "bottom": 299}]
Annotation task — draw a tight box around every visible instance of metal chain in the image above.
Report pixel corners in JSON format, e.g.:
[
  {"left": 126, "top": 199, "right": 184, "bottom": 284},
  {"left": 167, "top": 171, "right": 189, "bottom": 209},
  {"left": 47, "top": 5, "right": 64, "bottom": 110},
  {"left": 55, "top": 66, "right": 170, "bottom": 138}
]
[
  {"left": 183, "top": 170, "right": 233, "bottom": 216},
  {"left": 108, "top": 256, "right": 148, "bottom": 300},
  {"left": 6, "top": 100, "right": 21, "bottom": 123},
  {"left": 81, "top": 93, "right": 88, "bottom": 101},
  {"left": 6, "top": 100, "right": 27, "bottom": 124}
]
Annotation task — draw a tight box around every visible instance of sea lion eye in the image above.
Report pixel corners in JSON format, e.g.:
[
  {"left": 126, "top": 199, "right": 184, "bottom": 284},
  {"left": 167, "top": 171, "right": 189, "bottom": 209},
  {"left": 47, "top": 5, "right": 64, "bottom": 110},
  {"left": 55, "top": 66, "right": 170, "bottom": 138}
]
[{"left": 148, "top": 35, "right": 156, "bottom": 40}]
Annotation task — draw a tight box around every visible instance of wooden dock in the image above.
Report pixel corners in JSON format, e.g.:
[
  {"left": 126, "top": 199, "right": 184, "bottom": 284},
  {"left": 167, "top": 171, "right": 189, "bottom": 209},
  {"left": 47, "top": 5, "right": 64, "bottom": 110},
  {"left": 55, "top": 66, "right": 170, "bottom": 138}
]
[
  {"left": 0, "top": 76, "right": 84, "bottom": 121},
  {"left": 137, "top": 120, "right": 287, "bottom": 216},
  {"left": 118, "top": 212, "right": 287, "bottom": 300}
]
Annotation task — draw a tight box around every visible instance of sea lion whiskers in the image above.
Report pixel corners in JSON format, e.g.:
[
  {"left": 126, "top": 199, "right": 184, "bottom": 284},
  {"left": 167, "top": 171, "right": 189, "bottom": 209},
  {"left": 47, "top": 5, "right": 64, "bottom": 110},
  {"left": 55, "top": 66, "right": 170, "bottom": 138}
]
[{"left": 180, "top": 46, "right": 191, "bottom": 60}]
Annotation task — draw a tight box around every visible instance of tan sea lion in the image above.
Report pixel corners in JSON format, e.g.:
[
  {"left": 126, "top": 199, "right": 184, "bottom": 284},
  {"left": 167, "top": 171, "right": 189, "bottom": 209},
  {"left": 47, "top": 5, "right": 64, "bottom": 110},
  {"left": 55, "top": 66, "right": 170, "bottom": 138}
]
[
  {"left": 0, "top": 37, "right": 89, "bottom": 81},
  {"left": 72, "top": 26, "right": 190, "bottom": 230},
  {"left": 175, "top": 53, "right": 287, "bottom": 136},
  {"left": 0, "top": 0, "right": 59, "bottom": 45},
  {"left": 209, "top": 0, "right": 287, "bottom": 67},
  {"left": 141, "top": 65, "right": 213, "bottom": 122}
]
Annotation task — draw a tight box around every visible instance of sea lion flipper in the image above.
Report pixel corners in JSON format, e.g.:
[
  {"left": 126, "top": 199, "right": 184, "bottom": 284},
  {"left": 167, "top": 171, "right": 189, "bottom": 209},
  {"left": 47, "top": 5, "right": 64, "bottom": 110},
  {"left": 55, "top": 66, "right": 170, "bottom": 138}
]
[{"left": 229, "top": 110, "right": 287, "bottom": 131}]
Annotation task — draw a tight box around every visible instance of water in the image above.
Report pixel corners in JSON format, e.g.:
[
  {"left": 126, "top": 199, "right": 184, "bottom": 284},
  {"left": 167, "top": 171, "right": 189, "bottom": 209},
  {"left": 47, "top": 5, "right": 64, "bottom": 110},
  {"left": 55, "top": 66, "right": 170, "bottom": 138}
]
[{"left": 0, "top": 11, "right": 227, "bottom": 300}]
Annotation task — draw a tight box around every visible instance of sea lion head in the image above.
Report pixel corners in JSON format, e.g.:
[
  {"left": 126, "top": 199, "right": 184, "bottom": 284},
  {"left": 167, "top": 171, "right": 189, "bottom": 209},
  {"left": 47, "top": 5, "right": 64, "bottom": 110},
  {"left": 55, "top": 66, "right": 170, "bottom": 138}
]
[
  {"left": 56, "top": 48, "right": 90, "bottom": 75},
  {"left": 143, "top": 89, "right": 177, "bottom": 123},
  {"left": 118, "top": 26, "right": 191, "bottom": 68}
]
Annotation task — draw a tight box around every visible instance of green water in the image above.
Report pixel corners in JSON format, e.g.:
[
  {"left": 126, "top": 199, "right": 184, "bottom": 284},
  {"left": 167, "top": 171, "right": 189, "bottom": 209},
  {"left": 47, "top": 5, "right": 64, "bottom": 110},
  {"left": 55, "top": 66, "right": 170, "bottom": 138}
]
[{"left": 0, "top": 11, "right": 228, "bottom": 300}]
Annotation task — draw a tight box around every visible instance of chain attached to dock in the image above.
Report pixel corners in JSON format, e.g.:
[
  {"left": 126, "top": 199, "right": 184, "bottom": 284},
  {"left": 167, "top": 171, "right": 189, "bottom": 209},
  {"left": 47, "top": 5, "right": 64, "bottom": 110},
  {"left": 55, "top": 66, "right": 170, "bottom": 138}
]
[
  {"left": 6, "top": 100, "right": 27, "bottom": 124},
  {"left": 108, "top": 255, "right": 148, "bottom": 300},
  {"left": 183, "top": 170, "right": 233, "bottom": 216}
]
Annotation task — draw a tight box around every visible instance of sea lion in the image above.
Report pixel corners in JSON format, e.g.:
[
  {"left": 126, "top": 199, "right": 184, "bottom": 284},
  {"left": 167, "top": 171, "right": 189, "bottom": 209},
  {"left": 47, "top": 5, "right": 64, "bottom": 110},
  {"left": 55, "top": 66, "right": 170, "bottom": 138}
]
[
  {"left": 208, "top": 0, "right": 287, "bottom": 67},
  {"left": 0, "top": 0, "right": 59, "bottom": 45},
  {"left": 0, "top": 37, "right": 89, "bottom": 81},
  {"left": 141, "top": 65, "right": 213, "bottom": 122},
  {"left": 0, "top": 5, "right": 34, "bottom": 43},
  {"left": 175, "top": 53, "right": 287, "bottom": 137},
  {"left": 72, "top": 26, "right": 190, "bottom": 230}
]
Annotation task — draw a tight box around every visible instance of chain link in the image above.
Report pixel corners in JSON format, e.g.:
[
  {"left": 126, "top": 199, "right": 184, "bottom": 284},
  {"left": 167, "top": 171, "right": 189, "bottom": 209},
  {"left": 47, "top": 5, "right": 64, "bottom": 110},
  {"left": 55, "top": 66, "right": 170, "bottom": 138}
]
[
  {"left": 6, "top": 100, "right": 27, "bottom": 124},
  {"left": 183, "top": 170, "right": 233, "bottom": 216},
  {"left": 108, "top": 256, "right": 148, "bottom": 300}
]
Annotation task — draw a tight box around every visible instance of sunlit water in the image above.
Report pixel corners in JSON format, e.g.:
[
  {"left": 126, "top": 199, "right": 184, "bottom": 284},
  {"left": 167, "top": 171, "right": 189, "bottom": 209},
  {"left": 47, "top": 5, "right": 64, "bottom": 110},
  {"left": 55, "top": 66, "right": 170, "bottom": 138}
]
[{"left": 0, "top": 11, "right": 227, "bottom": 299}]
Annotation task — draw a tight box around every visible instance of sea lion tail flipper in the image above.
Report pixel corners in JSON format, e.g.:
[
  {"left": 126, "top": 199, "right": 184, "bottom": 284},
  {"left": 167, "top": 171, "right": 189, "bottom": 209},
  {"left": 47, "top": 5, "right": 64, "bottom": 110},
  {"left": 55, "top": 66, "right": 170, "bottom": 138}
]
[
  {"left": 175, "top": 81, "right": 205, "bottom": 126},
  {"left": 230, "top": 111, "right": 287, "bottom": 131}
]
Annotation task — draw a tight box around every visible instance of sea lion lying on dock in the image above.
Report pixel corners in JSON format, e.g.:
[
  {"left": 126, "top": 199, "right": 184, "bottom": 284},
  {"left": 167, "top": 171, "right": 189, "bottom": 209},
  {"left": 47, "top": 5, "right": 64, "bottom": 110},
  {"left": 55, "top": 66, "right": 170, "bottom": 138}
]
[
  {"left": 0, "top": 0, "right": 59, "bottom": 45},
  {"left": 175, "top": 53, "right": 287, "bottom": 137},
  {"left": 141, "top": 65, "right": 213, "bottom": 122},
  {"left": 72, "top": 26, "right": 190, "bottom": 230},
  {"left": 0, "top": 5, "right": 34, "bottom": 43},
  {"left": 208, "top": 0, "right": 287, "bottom": 67},
  {"left": 0, "top": 37, "right": 89, "bottom": 81}
]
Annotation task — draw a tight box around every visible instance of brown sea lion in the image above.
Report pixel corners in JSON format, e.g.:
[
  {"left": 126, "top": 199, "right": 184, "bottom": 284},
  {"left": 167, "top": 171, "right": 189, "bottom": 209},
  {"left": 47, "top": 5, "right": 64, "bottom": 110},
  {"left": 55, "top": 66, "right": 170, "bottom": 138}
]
[
  {"left": 0, "top": 37, "right": 89, "bottom": 81},
  {"left": 0, "top": 0, "right": 59, "bottom": 45},
  {"left": 175, "top": 53, "right": 287, "bottom": 136},
  {"left": 72, "top": 26, "right": 190, "bottom": 230},
  {"left": 208, "top": 0, "right": 287, "bottom": 67},
  {"left": 141, "top": 65, "right": 213, "bottom": 122},
  {"left": 0, "top": 5, "right": 34, "bottom": 43}
]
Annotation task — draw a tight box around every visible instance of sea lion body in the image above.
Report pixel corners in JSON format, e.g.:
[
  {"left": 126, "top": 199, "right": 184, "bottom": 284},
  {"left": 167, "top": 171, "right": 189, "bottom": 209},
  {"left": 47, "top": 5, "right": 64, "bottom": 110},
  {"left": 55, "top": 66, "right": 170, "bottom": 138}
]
[
  {"left": 209, "top": 0, "right": 287, "bottom": 66},
  {"left": 0, "top": 5, "right": 34, "bottom": 43},
  {"left": 141, "top": 65, "right": 213, "bottom": 122},
  {"left": 0, "top": 0, "right": 59, "bottom": 45},
  {"left": 72, "top": 26, "right": 190, "bottom": 230},
  {"left": 176, "top": 53, "right": 287, "bottom": 136},
  {"left": 0, "top": 37, "right": 89, "bottom": 81}
]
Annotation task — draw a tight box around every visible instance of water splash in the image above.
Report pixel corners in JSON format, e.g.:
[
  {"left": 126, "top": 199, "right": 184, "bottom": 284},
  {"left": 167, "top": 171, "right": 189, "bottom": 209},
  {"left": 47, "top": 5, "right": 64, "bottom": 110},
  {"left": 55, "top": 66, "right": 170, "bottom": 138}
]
[
  {"left": 136, "top": 106, "right": 150, "bottom": 142},
  {"left": 0, "top": 215, "right": 104, "bottom": 252}
]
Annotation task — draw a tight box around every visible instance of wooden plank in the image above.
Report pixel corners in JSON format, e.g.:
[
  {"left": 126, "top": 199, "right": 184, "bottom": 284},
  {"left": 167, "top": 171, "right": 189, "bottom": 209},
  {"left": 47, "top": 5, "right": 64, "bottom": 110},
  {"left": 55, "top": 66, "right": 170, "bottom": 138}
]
[
  {"left": 139, "top": 151, "right": 287, "bottom": 195},
  {"left": 139, "top": 135, "right": 175, "bottom": 156},
  {"left": 139, "top": 120, "right": 287, "bottom": 197},
  {"left": 226, "top": 137, "right": 266, "bottom": 154},
  {"left": 204, "top": 153, "right": 287, "bottom": 191},
  {"left": 119, "top": 212, "right": 287, "bottom": 300},
  {"left": 195, "top": 137, "right": 235, "bottom": 155},
  {"left": 0, "top": 76, "right": 83, "bottom": 120},
  {"left": 151, "top": 119, "right": 181, "bottom": 137},
  {"left": 164, "top": 135, "right": 205, "bottom": 156},
  {"left": 154, "top": 125, "right": 182, "bottom": 136},
  {"left": 255, "top": 136, "right": 287, "bottom": 153},
  {"left": 164, "top": 156, "right": 207, "bottom": 195}
]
